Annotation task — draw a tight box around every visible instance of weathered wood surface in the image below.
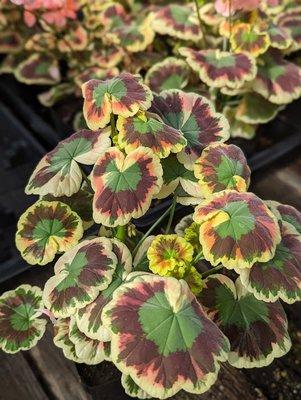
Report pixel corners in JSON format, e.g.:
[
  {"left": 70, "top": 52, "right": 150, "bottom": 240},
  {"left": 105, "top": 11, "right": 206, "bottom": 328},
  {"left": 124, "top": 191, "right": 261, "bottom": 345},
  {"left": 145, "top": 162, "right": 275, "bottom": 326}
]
[
  {"left": 0, "top": 151, "right": 300, "bottom": 400},
  {"left": 0, "top": 351, "right": 48, "bottom": 400}
]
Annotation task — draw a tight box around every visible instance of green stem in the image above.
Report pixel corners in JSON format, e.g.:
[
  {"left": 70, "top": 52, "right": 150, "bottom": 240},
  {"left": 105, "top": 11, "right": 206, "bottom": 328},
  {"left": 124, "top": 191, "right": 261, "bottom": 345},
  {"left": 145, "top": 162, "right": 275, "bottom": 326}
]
[
  {"left": 115, "top": 226, "right": 126, "bottom": 242},
  {"left": 201, "top": 265, "right": 223, "bottom": 278},
  {"left": 192, "top": 252, "right": 203, "bottom": 265},
  {"left": 110, "top": 113, "right": 116, "bottom": 137},
  {"left": 132, "top": 203, "right": 174, "bottom": 257},
  {"left": 165, "top": 196, "right": 177, "bottom": 234},
  {"left": 80, "top": 167, "right": 94, "bottom": 193},
  {"left": 193, "top": 0, "right": 207, "bottom": 48}
]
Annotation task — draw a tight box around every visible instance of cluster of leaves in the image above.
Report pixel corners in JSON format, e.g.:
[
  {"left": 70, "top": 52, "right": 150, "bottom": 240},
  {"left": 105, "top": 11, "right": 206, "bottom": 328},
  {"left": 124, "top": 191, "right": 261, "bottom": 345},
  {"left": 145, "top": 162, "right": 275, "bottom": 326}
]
[
  {"left": 1, "top": 0, "right": 301, "bottom": 140},
  {"left": 1, "top": 71, "right": 300, "bottom": 399}
]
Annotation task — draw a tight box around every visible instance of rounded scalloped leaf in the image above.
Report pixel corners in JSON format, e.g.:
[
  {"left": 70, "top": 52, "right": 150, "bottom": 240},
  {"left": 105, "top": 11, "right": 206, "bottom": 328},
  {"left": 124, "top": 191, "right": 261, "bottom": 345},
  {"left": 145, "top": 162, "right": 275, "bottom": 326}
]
[
  {"left": 253, "top": 49, "right": 301, "bottom": 105},
  {"left": 116, "top": 112, "right": 186, "bottom": 158},
  {"left": 121, "top": 374, "right": 152, "bottom": 399},
  {"left": 15, "top": 54, "right": 61, "bottom": 85},
  {"left": 42, "top": 185, "right": 93, "bottom": 230},
  {"left": 102, "top": 274, "right": 229, "bottom": 399},
  {"left": 38, "top": 83, "right": 75, "bottom": 108},
  {"left": 0, "top": 285, "right": 46, "bottom": 353},
  {"left": 99, "top": 2, "right": 128, "bottom": 28},
  {"left": 194, "top": 144, "right": 251, "bottom": 197},
  {"left": 91, "top": 147, "right": 163, "bottom": 227},
  {"left": 76, "top": 238, "right": 132, "bottom": 340},
  {"left": 58, "top": 25, "right": 88, "bottom": 53},
  {"left": 199, "top": 274, "right": 291, "bottom": 368},
  {"left": 0, "top": 31, "right": 23, "bottom": 53},
  {"left": 200, "top": 3, "right": 223, "bottom": 27},
  {"left": 194, "top": 190, "right": 281, "bottom": 270},
  {"left": 69, "top": 317, "right": 107, "bottom": 365},
  {"left": 25, "top": 129, "right": 111, "bottom": 197},
  {"left": 223, "top": 106, "right": 257, "bottom": 139},
  {"left": 90, "top": 47, "right": 123, "bottom": 69},
  {"left": 230, "top": 23, "right": 270, "bottom": 58},
  {"left": 150, "top": 90, "right": 230, "bottom": 170},
  {"left": 152, "top": 4, "right": 203, "bottom": 42},
  {"left": 236, "top": 93, "right": 282, "bottom": 124},
  {"left": 179, "top": 48, "right": 257, "bottom": 89},
  {"left": 74, "top": 67, "right": 119, "bottom": 90},
  {"left": 276, "top": 7, "right": 301, "bottom": 52},
  {"left": 268, "top": 24, "right": 292, "bottom": 50},
  {"left": 82, "top": 73, "right": 153, "bottom": 130},
  {"left": 240, "top": 221, "right": 301, "bottom": 304},
  {"left": 156, "top": 155, "right": 203, "bottom": 203},
  {"left": 43, "top": 237, "right": 117, "bottom": 318},
  {"left": 16, "top": 201, "right": 83, "bottom": 266},
  {"left": 25, "top": 32, "right": 56, "bottom": 52},
  {"left": 145, "top": 57, "right": 190, "bottom": 93},
  {"left": 53, "top": 318, "right": 82, "bottom": 362},
  {"left": 105, "top": 14, "right": 155, "bottom": 53},
  {"left": 267, "top": 201, "right": 301, "bottom": 235}
]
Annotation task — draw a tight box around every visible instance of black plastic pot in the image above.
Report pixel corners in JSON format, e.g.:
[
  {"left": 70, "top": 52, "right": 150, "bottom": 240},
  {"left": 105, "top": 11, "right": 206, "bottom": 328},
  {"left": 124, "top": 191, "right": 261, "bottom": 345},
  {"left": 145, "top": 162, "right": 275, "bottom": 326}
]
[{"left": 1, "top": 75, "right": 301, "bottom": 282}]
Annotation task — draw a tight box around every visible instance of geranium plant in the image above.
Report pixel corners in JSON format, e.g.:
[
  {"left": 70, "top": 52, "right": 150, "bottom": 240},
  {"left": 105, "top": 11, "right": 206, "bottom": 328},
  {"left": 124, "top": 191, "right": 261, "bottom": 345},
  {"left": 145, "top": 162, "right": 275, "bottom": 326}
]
[{"left": 1, "top": 72, "right": 300, "bottom": 399}]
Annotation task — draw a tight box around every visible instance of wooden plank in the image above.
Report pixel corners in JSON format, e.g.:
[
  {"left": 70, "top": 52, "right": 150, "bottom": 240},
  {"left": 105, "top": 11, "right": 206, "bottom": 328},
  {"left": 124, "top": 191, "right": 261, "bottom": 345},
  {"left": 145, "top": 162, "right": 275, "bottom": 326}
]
[
  {"left": 26, "top": 325, "right": 91, "bottom": 400},
  {"left": 173, "top": 363, "right": 266, "bottom": 400},
  {"left": 0, "top": 351, "right": 48, "bottom": 400},
  {"left": 251, "top": 154, "right": 301, "bottom": 210}
]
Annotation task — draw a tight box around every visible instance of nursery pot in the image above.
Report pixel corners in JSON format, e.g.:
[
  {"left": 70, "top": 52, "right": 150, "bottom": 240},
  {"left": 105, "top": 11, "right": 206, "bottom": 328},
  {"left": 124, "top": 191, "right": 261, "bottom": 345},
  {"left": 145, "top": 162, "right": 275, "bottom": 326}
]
[{"left": 76, "top": 362, "right": 132, "bottom": 400}]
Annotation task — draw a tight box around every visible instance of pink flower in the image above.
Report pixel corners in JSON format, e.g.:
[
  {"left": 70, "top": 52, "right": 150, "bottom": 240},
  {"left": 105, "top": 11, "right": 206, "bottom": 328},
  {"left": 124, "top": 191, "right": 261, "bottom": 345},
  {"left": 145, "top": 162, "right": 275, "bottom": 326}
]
[
  {"left": 10, "top": 0, "right": 78, "bottom": 27},
  {"left": 215, "top": 0, "right": 260, "bottom": 16}
]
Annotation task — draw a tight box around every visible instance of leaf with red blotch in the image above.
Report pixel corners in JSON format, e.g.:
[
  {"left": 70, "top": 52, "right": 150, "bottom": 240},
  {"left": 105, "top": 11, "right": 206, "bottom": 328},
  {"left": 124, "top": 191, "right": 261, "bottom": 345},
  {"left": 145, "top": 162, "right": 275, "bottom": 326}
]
[
  {"left": 82, "top": 73, "right": 153, "bottom": 130},
  {"left": 76, "top": 239, "right": 132, "bottom": 341},
  {"left": 145, "top": 57, "right": 190, "bottom": 93},
  {"left": 199, "top": 274, "right": 291, "bottom": 367},
  {"left": 150, "top": 89, "right": 230, "bottom": 170},
  {"left": 267, "top": 201, "right": 301, "bottom": 235},
  {"left": 194, "top": 190, "right": 281, "bottom": 270},
  {"left": 253, "top": 49, "right": 301, "bottom": 105},
  {"left": 240, "top": 220, "right": 301, "bottom": 304},
  {"left": 43, "top": 237, "right": 117, "bottom": 318},
  {"left": 0, "top": 285, "right": 46, "bottom": 353},
  {"left": 276, "top": 6, "right": 301, "bottom": 53},
  {"left": 16, "top": 201, "right": 83, "bottom": 266},
  {"left": 0, "top": 31, "right": 23, "bottom": 53},
  {"left": 179, "top": 47, "right": 257, "bottom": 89},
  {"left": 102, "top": 273, "right": 229, "bottom": 398},
  {"left": 194, "top": 143, "right": 251, "bottom": 197},
  {"left": 116, "top": 111, "right": 186, "bottom": 158},
  {"left": 57, "top": 25, "right": 88, "bottom": 52},
  {"left": 152, "top": 4, "right": 203, "bottom": 42},
  {"left": 15, "top": 54, "right": 61, "bottom": 85},
  {"left": 230, "top": 23, "right": 270, "bottom": 57},
  {"left": 92, "top": 147, "right": 163, "bottom": 227}
]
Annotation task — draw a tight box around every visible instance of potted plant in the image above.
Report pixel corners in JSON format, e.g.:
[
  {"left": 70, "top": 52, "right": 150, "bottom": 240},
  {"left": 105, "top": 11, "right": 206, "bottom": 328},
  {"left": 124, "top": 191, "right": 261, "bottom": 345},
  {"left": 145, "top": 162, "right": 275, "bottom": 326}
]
[{"left": 0, "top": 72, "right": 300, "bottom": 399}]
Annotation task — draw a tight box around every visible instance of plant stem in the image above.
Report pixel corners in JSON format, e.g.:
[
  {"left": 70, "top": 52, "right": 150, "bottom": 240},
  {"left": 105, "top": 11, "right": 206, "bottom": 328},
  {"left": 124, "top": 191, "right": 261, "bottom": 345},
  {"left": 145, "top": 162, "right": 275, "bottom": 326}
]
[
  {"left": 192, "top": 252, "right": 203, "bottom": 265},
  {"left": 193, "top": 0, "right": 207, "bottom": 48},
  {"left": 80, "top": 167, "right": 93, "bottom": 193},
  {"left": 201, "top": 265, "right": 223, "bottom": 278},
  {"left": 132, "top": 203, "right": 174, "bottom": 257},
  {"left": 165, "top": 196, "right": 177, "bottom": 234},
  {"left": 115, "top": 225, "right": 126, "bottom": 242},
  {"left": 110, "top": 113, "right": 116, "bottom": 137}
]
